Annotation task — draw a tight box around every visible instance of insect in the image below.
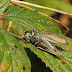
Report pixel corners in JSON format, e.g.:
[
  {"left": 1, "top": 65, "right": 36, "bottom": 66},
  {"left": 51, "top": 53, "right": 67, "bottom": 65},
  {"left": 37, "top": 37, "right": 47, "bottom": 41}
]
[{"left": 24, "top": 31, "right": 68, "bottom": 56}]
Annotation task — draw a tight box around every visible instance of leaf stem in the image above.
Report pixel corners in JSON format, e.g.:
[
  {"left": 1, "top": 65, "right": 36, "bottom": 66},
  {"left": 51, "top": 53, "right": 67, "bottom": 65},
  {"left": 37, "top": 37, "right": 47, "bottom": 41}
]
[
  {"left": 9, "top": 32, "right": 23, "bottom": 40},
  {"left": 11, "top": 0, "right": 72, "bottom": 16},
  {"left": 7, "top": 21, "right": 12, "bottom": 31}
]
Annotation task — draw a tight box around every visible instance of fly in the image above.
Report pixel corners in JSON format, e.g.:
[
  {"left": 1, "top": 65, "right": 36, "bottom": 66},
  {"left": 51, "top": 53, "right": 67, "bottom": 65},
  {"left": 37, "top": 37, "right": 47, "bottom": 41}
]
[{"left": 24, "top": 31, "right": 68, "bottom": 56}]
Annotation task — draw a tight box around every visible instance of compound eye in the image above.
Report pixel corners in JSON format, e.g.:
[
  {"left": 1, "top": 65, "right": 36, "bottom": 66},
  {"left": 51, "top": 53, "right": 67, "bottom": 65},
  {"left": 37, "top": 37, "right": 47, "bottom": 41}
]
[
  {"left": 33, "top": 31, "right": 34, "bottom": 32},
  {"left": 25, "top": 31, "right": 28, "bottom": 34}
]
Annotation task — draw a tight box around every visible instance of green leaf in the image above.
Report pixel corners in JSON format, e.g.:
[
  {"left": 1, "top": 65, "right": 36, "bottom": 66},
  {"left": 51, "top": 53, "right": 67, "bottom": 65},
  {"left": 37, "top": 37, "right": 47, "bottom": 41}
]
[
  {"left": 0, "top": 28, "right": 31, "bottom": 72},
  {"left": 4, "top": 6, "right": 62, "bottom": 34},
  {"left": 0, "top": 0, "right": 10, "bottom": 13}
]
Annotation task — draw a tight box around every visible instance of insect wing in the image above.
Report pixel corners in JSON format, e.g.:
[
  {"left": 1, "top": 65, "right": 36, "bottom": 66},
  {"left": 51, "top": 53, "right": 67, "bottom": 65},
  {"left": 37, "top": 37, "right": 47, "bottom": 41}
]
[{"left": 39, "top": 33, "right": 68, "bottom": 45}]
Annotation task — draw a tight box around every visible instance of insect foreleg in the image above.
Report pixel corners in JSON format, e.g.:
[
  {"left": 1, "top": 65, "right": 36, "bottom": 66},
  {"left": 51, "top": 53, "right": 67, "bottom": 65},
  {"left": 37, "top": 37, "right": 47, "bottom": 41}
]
[{"left": 34, "top": 39, "right": 41, "bottom": 45}]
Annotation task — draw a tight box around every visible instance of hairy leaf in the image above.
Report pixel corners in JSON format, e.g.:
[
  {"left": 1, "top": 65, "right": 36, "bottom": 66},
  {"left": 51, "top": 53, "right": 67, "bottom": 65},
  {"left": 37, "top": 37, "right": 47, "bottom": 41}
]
[
  {"left": 0, "top": 28, "right": 31, "bottom": 72},
  {"left": 4, "top": 6, "right": 61, "bottom": 34},
  {"left": 0, "top": 0, "right": 11, "bottom": 13}
]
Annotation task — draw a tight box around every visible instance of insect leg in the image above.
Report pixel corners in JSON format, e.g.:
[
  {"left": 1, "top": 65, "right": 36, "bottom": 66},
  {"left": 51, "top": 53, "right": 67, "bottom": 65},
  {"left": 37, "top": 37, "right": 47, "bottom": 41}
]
[
  {"left": 36, "top": 42, "right": 62, "bottom": 56},
  {"left": 45, "top": 41, "right": 58, "bottom": 52},
  {"left": 37, "top": 45, "right": 62, "bottom": 56},
  {"left": 34, "top": 40, "right": 41, "bottom": 45}
]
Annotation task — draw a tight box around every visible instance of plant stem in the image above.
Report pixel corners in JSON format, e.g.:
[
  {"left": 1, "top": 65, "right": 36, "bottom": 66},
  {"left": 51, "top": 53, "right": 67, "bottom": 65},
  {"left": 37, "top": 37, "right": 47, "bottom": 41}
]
[{"left": 11, "top": 0, "right": 72, "bottom": 16}]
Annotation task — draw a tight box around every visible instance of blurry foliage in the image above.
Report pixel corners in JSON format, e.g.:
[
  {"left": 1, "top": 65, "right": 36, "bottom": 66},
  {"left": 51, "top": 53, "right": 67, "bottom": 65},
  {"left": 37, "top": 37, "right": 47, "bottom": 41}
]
[{"left": 23, "top": 0, "right": 72, "bottom": 15}]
